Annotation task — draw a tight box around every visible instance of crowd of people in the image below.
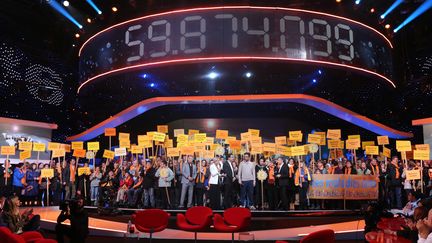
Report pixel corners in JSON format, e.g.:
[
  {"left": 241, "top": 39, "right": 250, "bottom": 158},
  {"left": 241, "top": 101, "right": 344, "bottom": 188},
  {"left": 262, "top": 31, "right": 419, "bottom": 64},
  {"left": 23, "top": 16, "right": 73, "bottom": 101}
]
[{"left": 0, "top": 152, "right": 430, "bottom": 211}]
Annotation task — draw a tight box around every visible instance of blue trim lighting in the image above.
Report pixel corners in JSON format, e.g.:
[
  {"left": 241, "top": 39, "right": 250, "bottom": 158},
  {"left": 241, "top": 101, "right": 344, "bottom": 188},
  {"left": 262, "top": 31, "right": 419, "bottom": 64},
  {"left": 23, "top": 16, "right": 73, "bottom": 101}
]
[
  {"left": 380, "top": 0, "right": 404, "bottom": 19},
  {"left": 47, "top": 0, "right": 82, "bottom": 29},
  {"left": 86, "top": 0, "right": 102, "bottom": 15},
  {"left": 394, "top": 0, "right": 432, "bottom": 33}
]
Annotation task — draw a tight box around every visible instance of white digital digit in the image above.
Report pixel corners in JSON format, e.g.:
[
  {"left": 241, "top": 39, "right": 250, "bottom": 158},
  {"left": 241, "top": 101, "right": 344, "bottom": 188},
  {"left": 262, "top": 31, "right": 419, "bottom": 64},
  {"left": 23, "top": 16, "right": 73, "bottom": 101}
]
[
  {"left": 180, "top": 15, "right": 206, "bottom": 54},
  {"left": 215, "top": 14, "right": 238, "bottom": 48},
  {"left": 334, "top": 24, "right": 354, "bottom": 61},
  {"left": 125, "top": 24, "right": 144, "bottom": 62},
  {"left": 308, "top": 19, "right": 332, "bottom": 57},
  {"left": 280, "top": 16, "right": 305, "bottom": 54},
  {"left": 242, "top": 17, "right": 270, "bottom": 48},
  {"left": 148, "top": 20, "right": 171, "bottom": 57}
]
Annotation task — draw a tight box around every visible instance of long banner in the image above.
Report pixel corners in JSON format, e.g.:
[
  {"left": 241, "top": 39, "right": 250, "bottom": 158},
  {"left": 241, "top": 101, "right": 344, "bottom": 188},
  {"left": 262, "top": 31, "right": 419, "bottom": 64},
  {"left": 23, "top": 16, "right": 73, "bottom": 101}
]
[{"left": 308, "top": 174, "right": 379, "bottom": 200}]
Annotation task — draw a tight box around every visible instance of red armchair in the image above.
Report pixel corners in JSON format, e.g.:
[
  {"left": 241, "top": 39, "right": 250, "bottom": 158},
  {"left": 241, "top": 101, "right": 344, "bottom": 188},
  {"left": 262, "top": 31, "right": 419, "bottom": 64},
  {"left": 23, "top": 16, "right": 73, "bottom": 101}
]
[
  {"left": 213, "top": 207, "right": 251, "bottom": 243},
  {"left": 300, "top": 229, "right": 335, "bottom": 243},
  {"left": 132, "top": 209, "right": 170, "bottom": 243},
  {"left": 176, "top": 206, "right": 213, "bottom": 243},
  {"left": 0, "top": 227, "right": 57, "bottom": 243}
]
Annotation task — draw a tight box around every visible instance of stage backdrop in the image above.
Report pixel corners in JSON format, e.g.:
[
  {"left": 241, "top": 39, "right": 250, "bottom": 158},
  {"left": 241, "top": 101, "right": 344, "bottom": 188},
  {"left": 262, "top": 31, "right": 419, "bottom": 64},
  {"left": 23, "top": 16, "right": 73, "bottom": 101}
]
[{"left": 308, "top": 174, "right": 379, "bottom": 200}]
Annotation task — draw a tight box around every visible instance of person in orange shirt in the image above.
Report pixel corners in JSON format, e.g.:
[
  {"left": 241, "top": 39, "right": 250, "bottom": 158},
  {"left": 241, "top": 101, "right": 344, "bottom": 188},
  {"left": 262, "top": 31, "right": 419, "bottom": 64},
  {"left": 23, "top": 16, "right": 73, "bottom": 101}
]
[{"left": 295, "top": 161, "right": 311, "bottom": 210}]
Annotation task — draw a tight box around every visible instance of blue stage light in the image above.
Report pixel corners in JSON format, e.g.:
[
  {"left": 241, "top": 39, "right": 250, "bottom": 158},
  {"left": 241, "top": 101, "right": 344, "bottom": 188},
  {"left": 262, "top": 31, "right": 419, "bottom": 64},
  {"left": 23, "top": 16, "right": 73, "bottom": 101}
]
[
  {"left": 380, "top": 0, "right": 404, "bottom": 19},
  {"left": 355, "top": 0, "right": 361, "bottom": 5},
  {"left": 394, "top": 0, "right": 432, "bottom": 33},
  {"left": 245, "top": 72, "right": 252, "bottom": 78},
  {"left": 318, "top": 70, "right": 323, "bottom": 75},
  {"left": 149, "top": 83, "right": 155, "bottom": 87},
  {"left": 207, "top": 71, "right": 219, "bottom": 79},
  {"left": 47, "top": 0, "right": 82, "bottom": 29},
  {"left": 86, "top": 0, "right": 102, "bottom": 15},
  {"left": 312, "top": 79, "right": 317, "bottom": 83},
  {"left": 141, "top": 73, "right": 148, "bottom": 78}
]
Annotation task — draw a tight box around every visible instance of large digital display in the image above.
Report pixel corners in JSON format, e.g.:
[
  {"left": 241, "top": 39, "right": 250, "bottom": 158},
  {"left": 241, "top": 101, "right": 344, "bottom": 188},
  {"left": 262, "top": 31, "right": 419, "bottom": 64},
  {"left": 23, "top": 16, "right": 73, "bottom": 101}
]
[{"left": 78, "top": 6, "right": 394, "bottom": 92}]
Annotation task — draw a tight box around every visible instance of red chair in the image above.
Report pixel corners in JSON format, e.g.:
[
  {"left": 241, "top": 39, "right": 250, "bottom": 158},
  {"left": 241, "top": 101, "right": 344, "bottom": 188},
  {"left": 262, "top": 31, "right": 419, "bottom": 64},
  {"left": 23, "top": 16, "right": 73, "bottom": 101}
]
[
  {"left": 213, "top": 207, "right": 251, "bottom": 243},
  {"left": 177, "top": 206, "right": 213, "bottom": 243},
  {"left": 0, "top": 227, "right": 57, "bottom": 243},
  {"left": 300, "top": 229, "right": 335, "bottom": 243},
  {"left": 132, "top": 209, "right": 170, "bottom": 243}
]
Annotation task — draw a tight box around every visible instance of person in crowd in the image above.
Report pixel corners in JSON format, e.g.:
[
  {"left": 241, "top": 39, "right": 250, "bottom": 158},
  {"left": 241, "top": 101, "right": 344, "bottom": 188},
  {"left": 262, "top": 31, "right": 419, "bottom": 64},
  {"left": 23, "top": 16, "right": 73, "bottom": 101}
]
[
  {"left": 116, "top": 171, "right": 133, "bottom": 204},
  {"left": 238, "top": 153, "right": 256, "bottom": 209},
  {"left": 141, "top": 161, "right": 156, "bottom": 208},
  {"left": 344, "top": 161, "right": 357, "bottom": 175},
  {"left": 333, "top": 161, "right": 344, "bottom": 174},
  {"left": 311, "top": 160, "right": 327, "bottom": 210},
  {"left": 287, "top": 158, "right": 297, "bottom": 210},
  {"left": 389, "top": 156, "right": 403, "bottom": 209},
  {"left": 56, "top": 196, "right": 89, "bottom": 243},
  {"left": 68, "top": 159, "right": 77, "bottom": 200},
  {"left": 12, "top": 163, "right": 26, "bottom": 199},
  {"left": 77, "top": 162, "right": 91, "bottom": 204},
  {"left": 155, "top": 160, "right": 174, "bottom": 209},
  {"left": 357, "top": 161, "right": 371, "bottom": 175},
  {"left": 127, "top": 172, "right": 143, "bottom": 207},
  {"left": 295, "top": 160, "right": 311, "bottom": 210},
  {"left": 209, "top": 158, "right": 222, "bottom": 210},
  {"left": 222, "top": 154, "right": 235, "bottom": 209},
  {"left": 89, "top": 166, "right": 102, "bottom": 206},
  {"left": 391, "top": 191, "right": 421, "bottom": 217},
  {"left": 275, "top": 157, "right": 289, "bottom": 210},
  {"left": 1, "top": 195, "right": 40, "bottom": 233},
  {"left": 51, "top": 162, "right": 62, "bottom": 206},
  {"left": 179, "top": 155, "right": 197, "bottom": 209},
  {"left": 254, "top": 158, "right": 268, "bottom": 210},
  {"left": 24, "top": 163, "right": 39, "bottom": 206},
  {"left": 196, "top": 159, "right": 209, "bottom": 207}
]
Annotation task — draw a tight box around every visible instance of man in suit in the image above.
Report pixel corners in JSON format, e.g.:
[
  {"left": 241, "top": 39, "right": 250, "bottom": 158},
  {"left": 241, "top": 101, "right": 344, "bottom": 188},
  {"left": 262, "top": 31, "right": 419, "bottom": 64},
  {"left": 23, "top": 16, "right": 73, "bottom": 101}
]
[
  {"left": 179, "top": 155, "right": 197, "bottom": 208},
  {"left": 222, "top": 154, "right": 236, "bottom": 209},
  {"left": 275, "top": 157, "right": 289, "bottom": 210}
]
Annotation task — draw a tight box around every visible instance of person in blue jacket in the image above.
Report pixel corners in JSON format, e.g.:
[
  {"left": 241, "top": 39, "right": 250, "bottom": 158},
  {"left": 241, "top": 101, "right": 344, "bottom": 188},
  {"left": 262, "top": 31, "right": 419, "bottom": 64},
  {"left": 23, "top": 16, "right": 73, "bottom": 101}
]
[{"left": 12, "top": 163, "right": 26, "bottom": 199}]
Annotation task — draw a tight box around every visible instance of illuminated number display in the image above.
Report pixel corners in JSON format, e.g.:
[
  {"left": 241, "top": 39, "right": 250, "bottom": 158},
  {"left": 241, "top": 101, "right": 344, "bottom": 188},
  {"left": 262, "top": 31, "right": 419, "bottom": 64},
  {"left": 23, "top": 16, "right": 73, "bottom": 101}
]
[{"left": 79, "top": 7, "right": 393, "bottom": 86}]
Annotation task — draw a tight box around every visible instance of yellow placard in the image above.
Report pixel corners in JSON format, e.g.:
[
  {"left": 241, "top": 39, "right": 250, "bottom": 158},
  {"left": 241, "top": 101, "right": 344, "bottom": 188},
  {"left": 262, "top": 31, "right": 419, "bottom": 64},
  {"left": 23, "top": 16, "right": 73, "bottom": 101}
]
[
  {"left": 345, "top": 139, "right": 360, "bottom": 149},
  {"left": 276, "top": 145, "right": 291, "bottom": 156},
  {"left": 263, "top": 142, "right": 276, "bottom": 153},
  {"left": 396, "top": 140, "right": 412, "bottom": 152},
  {"left": 87, "top": 142, "right": 100, "bottom": 151},
  {"left": 365, "top": 146, "right": 379, "bottom": 155},
  {"left": 275, "top": 136, "right": 287, "bottom": 145},
  {"left": 406, "top": 170, "right": 421, "bottom": 180},
  {"left": 177, "top": 134, "right": 188, "bottom": 143},
  {"left": 205, "top": 137, "right": 214, "bottom": 146},
  {"left": 289, "top": 131, "right": 303, "bottom": 142},
  {"left": 137, "top": 135, "right": 149, "bottom": 146},
  {"left": 226, "top": 136, "right": 236, "bottom": 142},
  {"left": 48, "top": 142, "right": 60, "bottom": 151},
  {"left": 32, "top": 143, "right": 46, "bottom": 152},
  {"left": 78, "top": 167, "right": 91, "bottom": 176},
  {"left": 307, "top": 134, "right": 321, "bottom": 144},
  {"left": 382, "top": 146, "right": 391, "bottom": 158},
  {"left": 414, "top": 150, "right": 430, "bottom": 160},
  {"left": 152, "top": 132, "right": 166, "bottom": 142},
  {"left": 251, "top": 137, "right": 262, "bottom": 144},
  {"left": 102, "top": 150, "right": 114, "bottom": 159},
  {"left": 115, "top": 147, "right": 127, "bottom": 156},
  {"left": 20, "top": 150, "right": 31, "bottom": 161},
  {"left": 241, "top": 132, "right": 251, "bottom": 142},
  {"left": 248, "top": 129, "right": 260, "bottom": 137},
  {"left": 216, "top": 130, "right": 229, "bottom": 139},
  {"left": 328, "top": 140, "right": 341, "bottom": 149},
  {"left": 327, "top": 129, "right": 341, "bottom": 140},
  {"left": 348, "top": 135, "right": 361, "bottom": 140},
  {"left": 41, "top": 168, "right": 54, "bottom": 178},
  {"left": 71, "top": 141, "right": 84, "bottom": 150},
  {"left": 188, "top": 129, "right": 199, "bottom": 135},
  {"left": 73, "top": 149, "right": 86, "bottom": 158},
  {"left": 194, "top": 133, "right": 207, "bottom": 143},
  {"left": 119, "top": 139, "right": 131, "bottom": 149},
  {"left": 19, "top": 141, "right": 32, "bottom": 151},
  {"left": 194, "top": 143, "right": 206, "bottom": 153},
  {"left": 362, "top": 141, "right": 375, "bottom": 150},
  {"left": 131, "top": 145, "right": 143, "bottom": 154},
  {"left": 105, "top": 128, "right": 116, "bottom": 136},
  {"left": 291, "top": 145, "right": 306, "bottom": 156},
  {"left": 146, "top": 131, "right": 155, "bottom": 140},
  {"left": 174, "top": 129, "right": 185, "bottom": 137},
  {"left": 1, "top": 146, "right": 15, "bottom": 156},
  {"left": 60, "top": 144, "right": 71, "bottom": 153},
  {"left": 118, "top": 132, "right": 130, "bottom": 141},
  {"left": 229, "top": 140, "right": 241, "bottom": 150},
  {"left": 52, "top": 148, "right": 65, "bottom": 158},
  {"left": 415, "top": 144, "right": 430, "bottom": 151},
  {"left": 157, "top": 125, "right": 169, "bottom": 134},
  {"left": 204, "top": 150, "right": 215, "bottom": 158},
  {"left": 377, "top": 136, "right": 389, "bottom": 145},
  {"left": 167, "top": 147, "right": 180, "bottom": 157},
  {"left": 181, "top": 146, "right": 194, "bottom": 156},
  {"left": 164, "top": 139, "right": 174, "bottom": 148},
  {"left": 250, "top": 144, "right": 263, "bottom": 154}
]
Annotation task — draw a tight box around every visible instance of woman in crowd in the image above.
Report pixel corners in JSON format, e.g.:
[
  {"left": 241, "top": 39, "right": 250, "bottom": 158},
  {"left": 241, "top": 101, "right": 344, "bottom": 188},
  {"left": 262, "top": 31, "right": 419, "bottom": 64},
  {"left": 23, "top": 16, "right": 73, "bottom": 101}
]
[
  {"left": 155, "top": 160, "right": 174, "bottom": 209},
  {"left": 295, "top": 160, "right": 311, "bottom": 210},
  {"left": 24, "top": 163, "right": 39, "bottom": 206},
  {"left": 116, "top": 171, "right": 133, "bottom": 204},
  {"left": 1, "top": 195, "right": 40, "bottom": 233},
  {"left": 90, "top": 166, "right": 102, "bottom": 206}
]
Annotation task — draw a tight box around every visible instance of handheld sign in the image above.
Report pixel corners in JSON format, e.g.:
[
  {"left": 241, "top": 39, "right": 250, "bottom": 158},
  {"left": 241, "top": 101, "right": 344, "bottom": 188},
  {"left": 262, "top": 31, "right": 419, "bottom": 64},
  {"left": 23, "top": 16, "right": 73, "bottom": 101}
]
[
  {"left": 328, "top": 140, "right": 341, "bottom": 149},
  {"left": 382, "top": 146, "right": 391, "bottom": 158},
  {"left": 362, "top": 141, "right": 375, "bottom": 150},
  {"left": 181, "top": 146, "right": 194, "bottom": 156},
  {"left": 365, "top": 146, "right": 379, "bottom": 155},
  {"left": 157, "top": 125, "right": 169, "bottom": 134},
  {"left": 308, "top": 134, "right": 321, "bottom": 144},
  {"left": 78, "top": 167, "right": 91, "bottom": 176},
  {"left": 194, "top": 133, "right": 207, "bottom": 143},
  {"left": 41, "top": 168, "right": 54, "bottom": 178},
  {"left": 229, "top": 140, "right": 242, "bottom": 150},
  {"left": 48, "top": 142, "right": 60, "bottom": 151},
  {"left": 289, "top": 131, "right": 303, "bottom": 142},
  {"left": 19, "top": 142, "right": 32, "bottom": 151},
  {"left": 173, "top": 129, "right": 185, "bottom": 137},
  {"left": 248, "top": 129, "right": 260, "bottom": 137},
  {"left": 291, "top": 146, "right": 307, "bottom": 156},
  {"left": 71, "top": 141, "right": 84, "bottom": 150},
  {"left": 346, "top": 139, "right": 360, "bottom": 150},
  {"left": 188, "top": 129, "right": 199, "bottom": 135},
  {"left": 241, "top": 132, "right": 251, "bottom": 142},
  {"left": 86, "top": 151, "right": 95, "bottom": 159},
  {"left": 87, "top": 142, "right": 100, "bottom": 151},
  {"left": 275, "top": 136, "right": 287, "bottom": 145},
  {"left": 396, "top": 140, "right": 412, "bottom": 152},
  {"left": 20, "top": 150, "right": 31, "bottom": 161},
  {"left": 152, "top": 132, "right": 166, "bottom": 142},
  {"left": 216, "top": 130, "right": 229, "bottom": 139},
  {"left": 416, "top": 144, "right": 430, "bottom": 151},
  {"left": 73, "top": 149, "right": 86, "bottom": 158},
  {"left": 348, "top": 135, "right": 361, "bottom": 140},
  {"left": 167, "top": 148, "right": 180, "bottom": 157},
  {"left": 104, "top": 128, "right": 116, "bottom": 137},
  {"left": 118, "top": 132, "right": 130, "bottom": 141},
  {"left": 52, "top": 149, "right": 65, "bottom": 158},
  {"left": 103, "top": 150, "right": 115, "bottom": 159},
  {"left": 406, "top": 170, "right": 421, "bottom": 180},
  {"left": 414, "top": 150, "right": 430, "bottom": 161},
  {"left": 33, "top": 143, "right": 46, "bottom": 152},
  {"left": 263, "top": 143, "right": 276, "bottom": 153},
  {"left": 1, "top": 146, "right": 15, "bottom": 156},
  {"left": 60, "top": 144, "right": 71, "bottom": 153},
  {"left": 131, "top": 145, "right": 143, "bottom": 154},
  {"left": 115, "top": 147, "right": 127, "bottom": 156},
  {"left": 377, "top": 136, "right": 389, "bottom": 145},
  {"left": 119, "top": 139, "right": 130, "bottom": 149},
  {"left": 327, "top": 129, "right": 341, "bottom": 140}
]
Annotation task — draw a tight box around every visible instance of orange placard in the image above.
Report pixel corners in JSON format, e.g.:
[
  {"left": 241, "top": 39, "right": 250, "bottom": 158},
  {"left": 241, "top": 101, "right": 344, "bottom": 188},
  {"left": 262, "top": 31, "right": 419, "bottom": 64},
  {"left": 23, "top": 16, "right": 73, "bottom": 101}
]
[
  {"left": 241, "top": 132, "right": 251, "bottom": 142},
  {"left": 362, "top": 141, "right": 375, "bottom": 150},
  {"left": 1, "top": 146, "right": 15, "bottom": 156},
  {"left": 118, "top": 132, "right": 130, "bottom": 141},
  {"left": 289, "top": 131, "right": 303, "bottom": 142},
  {"left": 73, "top": 149, "right": 86, "bottom": 158},
  {"left": 377, "top": 136, "right": 389, "bottom": 145},
  {"left": 307, "top": 134, "right": 321, "bottom": 144},
  {"left": 105, "top": 128, "right": 116, "bottom": 137},
  {"left": 60, "top": 144, "right": 71, "bottom": 153},
  {"left": 346, "top": 139, "right": 360, "bottom": 149},
  {"left": 167, "top": 148, "right": 180, "bottom": 157},
  {"left": 48, "top": 142, "right": 60, "bottom": 151},
  {"left": 33, "top": 143, "right": 46, "bottom": 152},
  {"left": 181, "top": 146, "right": 194, "bottom": 156},
  {"left": 103, "top": 150, "right": 115, "bottom": 159},
  {"left": 157, "top": 125, "right": 169, "bottom": 134},
  {"left": 216, "top": 130, "right": 229, "bottom": 139},
  {"left": 229, "top": 140, "right": 241, "bottom": 150},
  {"left": 275, "top": 136, "right": 287, "bottom": 145},
  {"left": 365, "top": 146, "right": 379, "bottom": 155},
  {"left": 328, "top": 140, "right": 341, "bottom": 149},
  {"left": 248, "top": 129, "right": 260, "bottom": 137},
  {"left": 415, "top": 144, "right": 430, "bottom": 151},
  {"left": 188, "top": 129, "right": 199, "bottom": 135},
  {"left": 20, "top": 150, "right": 31, "bottom": 161},
  {"left": 52, "top": 149, "right": 65, "bottom": 158},
  {"left": 327, "top": 129, "right": 341, "bottom": 140},
  {"left": 71, "top": 141, "right": 84, "bottom": 150},
  {"left": 382, "top": 146, "right": 391, "bottom": 158},
  {"left": 396, "top": 140, "right": 412, "bottom": 152}
]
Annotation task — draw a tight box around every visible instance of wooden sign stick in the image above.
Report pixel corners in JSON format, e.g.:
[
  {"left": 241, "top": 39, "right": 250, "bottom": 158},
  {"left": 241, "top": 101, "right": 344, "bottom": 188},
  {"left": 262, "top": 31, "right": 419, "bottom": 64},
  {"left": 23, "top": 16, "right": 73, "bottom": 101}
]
[
  {"left": 5, "top": 155, "right": 9, "bottom": 186},
  {"left": 421, "top": 160, "right": 424, "bottom": 193},
  {"left": 37, "top": 152, "right": 40, "bottom": 163},
  {"left": 109, "top": 136, "right": 112, "bottom": 150}
]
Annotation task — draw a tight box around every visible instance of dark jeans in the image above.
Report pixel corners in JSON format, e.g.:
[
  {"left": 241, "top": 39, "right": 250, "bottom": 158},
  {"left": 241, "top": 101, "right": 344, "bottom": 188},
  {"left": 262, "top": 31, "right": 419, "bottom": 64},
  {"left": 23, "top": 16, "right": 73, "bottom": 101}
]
[
  {"left": 240, "top": 180, "right": 254, "bottom": 207},
  {"left": 223, "top": 182, "right": 234, "bottom": 209},
  {"left": 299, "top": 182, "right": 309, "bottom": 210},
  {"left": 56, "top": 224, "right": 86, "bottom": 243},
  {"left": 23, "top": 214, "right": 41, "bottom": 232},
  {"left": 390, "top": 186, "right": 402, "bottom": 209},
  {"left": 209, "top": 184, "right": 221, "bottom": 210},
  {"left": 278, "top": 185, "right": 289, "bottom": 210}
]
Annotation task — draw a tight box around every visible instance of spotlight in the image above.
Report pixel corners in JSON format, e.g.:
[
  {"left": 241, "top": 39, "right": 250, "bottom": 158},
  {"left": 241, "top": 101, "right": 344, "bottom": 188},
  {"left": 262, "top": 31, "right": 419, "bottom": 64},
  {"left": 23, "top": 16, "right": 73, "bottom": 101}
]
[
  {"left": 75, "top": 33, "right": 80, "bottom": 38},
  {"left": 385, "top": 24, "right": 391, "bottom": 29},
  {"left": 245, "top": 72, "right": 252, "bottom": 78},
  {"left": 47, "top": 0, "right": 83, "bottom": 29},
  {"left": 207, "top": 71, "right": 219, "bottom": 79},
  {"left": 318, "top": 69, "right": 323, "bottom": 75},
  {"left": 312, "top": 79, "right": 317, "bottom": 83},
  {"left": 394, "top": 0, "right": 432, "bottom": 33},
  {"left": 112, "top": 6, "right": 118, "bottom": 12},
  {"left": 380, "top": 0, "right": 404, "bottom": 19},
  {"left": 336, "top": 0, "right": 342, "bottom": 3},
  {"left": 62, "top": 0, "right": 69, "bottom": 7},
  {"left": 149, "top": 83, "right": 155, "bottom": 87},
  {"left": 355, "top": 0, "right": 361, "bottom": 4},
  {"left": 86, "top": 0, "right": 102, "bottom": 15},
  {"left": 13, "top": 125, "right": 19, "bottom": 132},
  {"left": 370, "top": 8, "right": 375, "bottom": 13},
  {"left": 87, "top": 18, "right": 92, "bottom": 23},
  {"left": 141, "top": 73, "right": 148, "bottom": 78}
]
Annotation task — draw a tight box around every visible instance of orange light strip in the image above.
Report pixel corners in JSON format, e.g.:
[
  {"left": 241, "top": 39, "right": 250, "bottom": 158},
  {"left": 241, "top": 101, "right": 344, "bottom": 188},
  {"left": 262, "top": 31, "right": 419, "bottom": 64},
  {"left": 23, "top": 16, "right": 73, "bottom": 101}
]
[
  {"left": 412, "top": 117, "right": 432, "bottom": 126},
  {"left": 77, "top": 56, "right": 396, "bottom": 93},
  {"left": 79, "top": 5, "right": 393, "bottom": 56}
]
